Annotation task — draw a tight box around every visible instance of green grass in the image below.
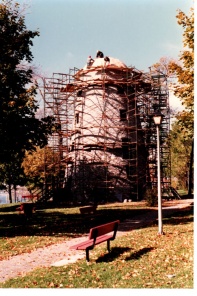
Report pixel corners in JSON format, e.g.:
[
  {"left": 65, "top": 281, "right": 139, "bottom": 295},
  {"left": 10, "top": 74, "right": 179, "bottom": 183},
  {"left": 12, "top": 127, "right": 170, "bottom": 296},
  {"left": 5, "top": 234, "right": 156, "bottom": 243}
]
[
  {"left": 0, "top": 201, "right": 194, "bottom": 288},
  {"left": 0, "top": 209, "right": 193, "bottom": 288},
  {"left": 0, "top": 201, "right": 151, "bottom": 260}
]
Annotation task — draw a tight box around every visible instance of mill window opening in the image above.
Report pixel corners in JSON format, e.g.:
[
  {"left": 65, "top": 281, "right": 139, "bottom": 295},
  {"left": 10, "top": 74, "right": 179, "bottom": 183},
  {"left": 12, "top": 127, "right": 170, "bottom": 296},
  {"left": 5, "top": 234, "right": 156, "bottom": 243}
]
[
  {"left": 122, "top": 137, "right": 129, "bottom": 159},
  {"left": 75, "top": 113, "right": 79, "bottom": 124},
  {"left": 120, "top": 109, "right": 127, "bottom": 121},
  {"left": 77, "top": 90, "right": 83, "bottom": 97}
]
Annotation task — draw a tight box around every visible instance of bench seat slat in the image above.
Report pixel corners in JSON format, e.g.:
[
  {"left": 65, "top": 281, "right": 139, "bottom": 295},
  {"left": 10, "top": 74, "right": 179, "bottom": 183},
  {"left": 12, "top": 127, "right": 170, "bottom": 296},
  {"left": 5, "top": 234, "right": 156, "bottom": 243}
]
[
  {"left": 70, "top": 234, "right": 114, "bottom": 250},
  {"left": 70, "top": 239, "right": 94, "bottom": 250},
  {"left": 95, "top": 234, "right": 113, "bottom": 245}
]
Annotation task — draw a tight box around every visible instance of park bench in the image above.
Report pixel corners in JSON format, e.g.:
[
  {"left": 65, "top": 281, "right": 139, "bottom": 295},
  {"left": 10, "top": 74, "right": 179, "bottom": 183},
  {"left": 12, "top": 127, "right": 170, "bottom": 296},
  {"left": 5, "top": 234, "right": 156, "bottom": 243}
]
[
  {"left": 70, "top": 220, "right": 120, "bottom": 261},
  {"left": 16, "top": 203, "right": 36, "bottom": 218},
  {"left": 79, "top": 205, "right": 97, "bottom": 215},
  {"left": 21, "top": 195, "right": 38, "bottom": 202}
]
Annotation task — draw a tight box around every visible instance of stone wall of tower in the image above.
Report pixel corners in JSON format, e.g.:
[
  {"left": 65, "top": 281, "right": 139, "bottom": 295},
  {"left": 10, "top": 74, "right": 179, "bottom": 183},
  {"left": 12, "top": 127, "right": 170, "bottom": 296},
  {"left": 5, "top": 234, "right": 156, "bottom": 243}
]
[{"left": 70, "top": 85, "right": 128, "bottom": 150}]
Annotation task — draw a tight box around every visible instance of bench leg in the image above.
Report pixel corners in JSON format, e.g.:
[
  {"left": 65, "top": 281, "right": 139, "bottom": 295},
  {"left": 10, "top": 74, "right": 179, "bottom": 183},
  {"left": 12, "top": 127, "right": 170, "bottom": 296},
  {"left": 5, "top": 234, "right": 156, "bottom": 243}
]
[
  {"left": 86, "top": 249, "right": 90, "bottom": 262},
  {"left": 107, "top": 240, "right": 110, "bottom": 252}
]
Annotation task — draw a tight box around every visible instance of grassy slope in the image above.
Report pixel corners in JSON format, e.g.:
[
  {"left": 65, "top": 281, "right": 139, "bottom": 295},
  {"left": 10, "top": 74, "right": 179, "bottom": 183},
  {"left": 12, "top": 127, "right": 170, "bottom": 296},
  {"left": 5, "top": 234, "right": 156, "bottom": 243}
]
[{"left": 0, "top": 202, "right": 194, "bottom": 288}]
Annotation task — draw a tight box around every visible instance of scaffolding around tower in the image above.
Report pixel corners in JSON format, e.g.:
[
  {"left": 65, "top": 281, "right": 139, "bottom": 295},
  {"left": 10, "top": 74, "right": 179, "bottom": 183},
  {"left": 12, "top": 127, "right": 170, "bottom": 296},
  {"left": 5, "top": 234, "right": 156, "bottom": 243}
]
[{"left": 41, "top": 57, "right": 170, "bottom": 202}]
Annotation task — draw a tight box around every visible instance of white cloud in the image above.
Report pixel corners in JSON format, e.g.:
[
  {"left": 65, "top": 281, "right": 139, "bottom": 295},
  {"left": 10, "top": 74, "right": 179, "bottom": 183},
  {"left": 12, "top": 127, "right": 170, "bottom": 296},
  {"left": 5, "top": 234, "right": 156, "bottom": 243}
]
[
  {"left": 163, "top": 42, "right": 181, "bottom": 51},
  {"left": 66, "top": 52, "right": 74, "bottom": 59},
  {"left": 162, "top": 42, "right": 183, "bottom": 58}
]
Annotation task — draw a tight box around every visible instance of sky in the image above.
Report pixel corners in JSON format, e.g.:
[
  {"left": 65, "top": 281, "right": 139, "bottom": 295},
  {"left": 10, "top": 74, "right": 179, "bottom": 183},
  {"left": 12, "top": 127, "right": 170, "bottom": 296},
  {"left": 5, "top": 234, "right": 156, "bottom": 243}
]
[{"left": 16, "top": 0, "right": 193, "bottom": 110}]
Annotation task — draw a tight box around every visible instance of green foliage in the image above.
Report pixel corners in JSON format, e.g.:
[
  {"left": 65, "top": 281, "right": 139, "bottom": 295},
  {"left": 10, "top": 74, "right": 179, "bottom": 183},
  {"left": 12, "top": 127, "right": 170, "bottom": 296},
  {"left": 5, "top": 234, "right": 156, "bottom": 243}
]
[
  {"left": 144, "top": 187, "right": 158, "bottom": 206},
  {"left": 169, "top": 121, "right": 192, "bottom": 190},
  {"left": 153, "top": 8, "right": 195, "bottom": 194},
  {"left": 0, "top": 1, "right": 57, "bottom": 200},
  {"left": 169, "top": 8, "right": 194, "bottom": 139}
]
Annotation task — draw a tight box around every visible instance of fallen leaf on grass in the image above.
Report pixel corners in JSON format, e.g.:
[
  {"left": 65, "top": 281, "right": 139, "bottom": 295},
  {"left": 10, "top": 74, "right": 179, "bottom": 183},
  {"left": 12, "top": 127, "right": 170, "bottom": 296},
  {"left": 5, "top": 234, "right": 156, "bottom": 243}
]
[{"left": 166, "top": 274, "right": 176, "bottom": 278}]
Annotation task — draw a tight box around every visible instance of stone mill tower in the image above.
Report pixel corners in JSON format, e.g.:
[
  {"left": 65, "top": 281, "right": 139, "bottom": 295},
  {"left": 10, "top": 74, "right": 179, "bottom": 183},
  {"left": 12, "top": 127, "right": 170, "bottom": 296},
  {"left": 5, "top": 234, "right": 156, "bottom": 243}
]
[
  {"left": 66, "top": 55, "right": 148, "bottom": 202},
  {"left": 43, "top": 53, "right": 170, "bottom": 203}
]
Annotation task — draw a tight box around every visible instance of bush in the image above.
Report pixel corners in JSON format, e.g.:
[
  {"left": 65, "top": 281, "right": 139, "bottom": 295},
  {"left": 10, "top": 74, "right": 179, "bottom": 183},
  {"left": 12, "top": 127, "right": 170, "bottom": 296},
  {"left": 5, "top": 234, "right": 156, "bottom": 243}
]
[{"left": 144, "top": 188, "right": 158, "bottom": 206}]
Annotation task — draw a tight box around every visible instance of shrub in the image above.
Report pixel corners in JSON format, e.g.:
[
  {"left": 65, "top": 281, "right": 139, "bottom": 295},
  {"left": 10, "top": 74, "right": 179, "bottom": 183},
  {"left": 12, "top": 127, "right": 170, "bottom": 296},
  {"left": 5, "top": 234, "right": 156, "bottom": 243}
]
[{"left": 144, "top": 187, "right": 158, "bottom": 206}]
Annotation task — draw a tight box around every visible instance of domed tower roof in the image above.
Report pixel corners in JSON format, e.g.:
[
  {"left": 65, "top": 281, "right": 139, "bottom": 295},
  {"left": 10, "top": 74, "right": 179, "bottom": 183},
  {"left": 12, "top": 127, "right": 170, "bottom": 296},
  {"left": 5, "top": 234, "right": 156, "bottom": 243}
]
[
  {"left": 83, "top": 56, "right": 128, "bottom": 70},
  {"left": 74, "top": 56, "right": 128, "bottom": 80}
]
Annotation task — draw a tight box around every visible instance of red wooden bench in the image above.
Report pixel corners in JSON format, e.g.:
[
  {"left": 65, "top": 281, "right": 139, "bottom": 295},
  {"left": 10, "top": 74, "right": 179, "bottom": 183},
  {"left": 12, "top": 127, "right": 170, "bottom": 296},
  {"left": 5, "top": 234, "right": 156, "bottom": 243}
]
[
  {"left": 70, "top": 220, "right": 120, "bottom": 261},
  {"left": 79, "top": 205, "right": 97, "bottom": 215},
  {"left": 16, "top": 203, "right": 36, "bottom": 218},
  {"left": 21, "top": 195, "right": 38, "bottom": 201}
]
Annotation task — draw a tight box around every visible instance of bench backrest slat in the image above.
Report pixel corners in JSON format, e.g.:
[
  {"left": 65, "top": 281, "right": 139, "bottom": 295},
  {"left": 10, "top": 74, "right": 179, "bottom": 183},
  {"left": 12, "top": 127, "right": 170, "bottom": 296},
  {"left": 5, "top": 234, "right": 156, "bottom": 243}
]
[{"left": 89, "top": 220, "right": 120, "bottom": 240}]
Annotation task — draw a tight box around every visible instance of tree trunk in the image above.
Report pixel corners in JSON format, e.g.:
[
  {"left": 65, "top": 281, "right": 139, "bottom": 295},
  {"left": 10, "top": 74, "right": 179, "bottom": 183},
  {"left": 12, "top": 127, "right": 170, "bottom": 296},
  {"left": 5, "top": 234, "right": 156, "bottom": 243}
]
[
  {"left": 188, "top": 139, "right": 194, "bottom": 197},
  {"left": 14, "top": 185, "right": 17, "bottom": 203},
  {"left": 8, "top": 183, "right": 12, "bottom": 203}
]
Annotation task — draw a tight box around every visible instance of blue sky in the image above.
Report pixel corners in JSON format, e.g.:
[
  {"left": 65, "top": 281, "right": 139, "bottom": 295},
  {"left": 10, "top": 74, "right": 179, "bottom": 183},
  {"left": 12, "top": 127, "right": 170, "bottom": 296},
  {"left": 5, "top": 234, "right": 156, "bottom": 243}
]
[
  {"left": 17, "top": 0, "right": 193, "bottom": 75},
  {"left": 16, "top": 0, "right": 193, "bottom": 110}
]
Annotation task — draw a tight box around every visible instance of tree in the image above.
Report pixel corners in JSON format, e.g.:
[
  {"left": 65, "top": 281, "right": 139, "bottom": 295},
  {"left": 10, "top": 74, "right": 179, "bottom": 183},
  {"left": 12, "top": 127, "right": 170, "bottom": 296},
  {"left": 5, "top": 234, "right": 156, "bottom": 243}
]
[
  {"left": 169, "top": 8, "right": 194, "bottom": 195},
  {"left": 22, "top": 147, "right": 60, "bottom": 192},
  {"left": 0, "top": 1, "right": 56, "bottom": 202},
  {"left": 169, "top": 121, "right": 192, "bottom": 190},
  {"left": 169, "top": 8, "right": 194, "bottom": 138},
  {"left": 150, "top": 8, "right": 194, "bottom": 195},
  {"left": 0, "top": 158, "right": 27, "bottom": 202}
]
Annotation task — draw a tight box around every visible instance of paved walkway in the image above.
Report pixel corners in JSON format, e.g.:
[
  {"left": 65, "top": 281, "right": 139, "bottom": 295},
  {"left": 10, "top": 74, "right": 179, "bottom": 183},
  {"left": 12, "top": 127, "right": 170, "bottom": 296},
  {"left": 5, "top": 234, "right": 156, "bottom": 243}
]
[{"left": 0, "top": 199, "right": 193, "bottom": 283}]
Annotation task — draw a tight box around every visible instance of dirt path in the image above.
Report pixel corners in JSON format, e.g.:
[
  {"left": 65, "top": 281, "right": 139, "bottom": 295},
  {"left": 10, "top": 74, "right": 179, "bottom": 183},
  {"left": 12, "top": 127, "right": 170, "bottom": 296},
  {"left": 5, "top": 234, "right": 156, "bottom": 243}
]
[
  {"left": 0, "top": 236, "right": 87, "bottom": 283},
  {"left": 0, "top": 199, "right": 193, "bottom": 283}
]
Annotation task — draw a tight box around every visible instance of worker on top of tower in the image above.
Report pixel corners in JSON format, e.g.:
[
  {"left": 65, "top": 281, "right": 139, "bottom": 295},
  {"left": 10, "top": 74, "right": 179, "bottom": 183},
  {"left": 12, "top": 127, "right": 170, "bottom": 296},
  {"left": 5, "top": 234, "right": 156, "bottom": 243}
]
[
  {"left": 104, "top": 56, "right": 110, "bottom": 64},
  {"left": 96, "top": 50, "right": 104, "bottom": 58},
  {"left": 87, "top": 55, "right": 94, "bottom": 67}
]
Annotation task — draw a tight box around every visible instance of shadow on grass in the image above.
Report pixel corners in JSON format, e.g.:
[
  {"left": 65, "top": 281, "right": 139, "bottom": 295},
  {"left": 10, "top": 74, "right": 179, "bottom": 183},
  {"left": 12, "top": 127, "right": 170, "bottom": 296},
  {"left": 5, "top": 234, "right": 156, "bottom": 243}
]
[
  {"left": 96, "top": 246, "right": 154, "bottom": 262},
  {"left": 96, "top": 247, "right": 132, "bottom": 262},
  {"left": 0, "top": 203, "right": 193, "bottom": 238},
  {"left": 125, "top": 247, "right": 155, "bottom": 261},
  {"left": 162, "top": 207, "right": 193, "bottom": 225},
  {"left": 0, "top": 207, "right": 152, "bottom": 238}
]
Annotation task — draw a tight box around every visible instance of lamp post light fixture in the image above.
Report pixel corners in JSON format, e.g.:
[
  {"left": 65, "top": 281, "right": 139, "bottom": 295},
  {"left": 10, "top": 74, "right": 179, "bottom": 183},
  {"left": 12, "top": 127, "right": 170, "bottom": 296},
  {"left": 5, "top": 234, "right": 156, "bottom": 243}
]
[{"left": 153, "top": 112, "right": 163, "bottom": 235}]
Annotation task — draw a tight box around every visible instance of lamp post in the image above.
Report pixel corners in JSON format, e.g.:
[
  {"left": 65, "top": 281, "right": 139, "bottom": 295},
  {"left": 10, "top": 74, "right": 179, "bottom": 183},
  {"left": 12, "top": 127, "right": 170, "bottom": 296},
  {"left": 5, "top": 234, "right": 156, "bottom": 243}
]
[{"left": 153, "top": 113, "right": 163, "bottom": 235}]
